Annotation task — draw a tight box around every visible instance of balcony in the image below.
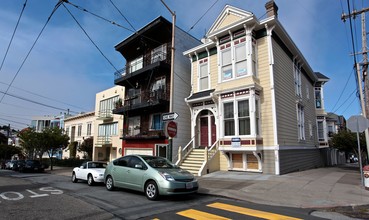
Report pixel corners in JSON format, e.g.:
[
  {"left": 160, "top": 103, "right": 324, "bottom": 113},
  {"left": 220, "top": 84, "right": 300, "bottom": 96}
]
[
  {"left": 113, "top": 88, "right": 169, "bottom": 116},
  {"left": 96, "top": 109, "right": 113, "bottom": 120},
  {"left": 95, "top": 136, "right": 112, "bottom": 146},
  {"left": 114, "top": 50, "right": 170, "bottom": 87}
]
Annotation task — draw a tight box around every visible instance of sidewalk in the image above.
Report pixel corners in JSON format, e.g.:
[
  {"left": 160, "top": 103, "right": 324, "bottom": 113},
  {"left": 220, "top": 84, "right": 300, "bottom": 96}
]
[{"left": 197, "top": 163, "right": 369, "bottom": 219}]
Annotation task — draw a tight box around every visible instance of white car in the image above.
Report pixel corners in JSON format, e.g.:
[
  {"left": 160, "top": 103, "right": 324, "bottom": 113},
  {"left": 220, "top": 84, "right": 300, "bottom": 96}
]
[{"left": 72, "top": 161, "right": 107, "bottom": 186}]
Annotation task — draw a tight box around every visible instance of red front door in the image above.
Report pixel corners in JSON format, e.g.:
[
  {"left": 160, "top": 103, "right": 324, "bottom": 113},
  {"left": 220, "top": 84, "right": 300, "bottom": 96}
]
[{"left": 200, "top": 117, "right": 208, "bottom": 147}]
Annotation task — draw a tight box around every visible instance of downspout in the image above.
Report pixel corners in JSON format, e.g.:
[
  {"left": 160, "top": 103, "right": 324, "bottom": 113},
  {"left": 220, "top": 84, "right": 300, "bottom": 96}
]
[{"left": 265, "top": 24, "right": 280, "bottom": 175}]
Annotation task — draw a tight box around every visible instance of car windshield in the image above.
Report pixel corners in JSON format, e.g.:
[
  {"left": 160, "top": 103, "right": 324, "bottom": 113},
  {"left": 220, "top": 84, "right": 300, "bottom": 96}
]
[
  {"left": 141, "top": 156, "right": 177, "bottom": 169},
  {"left": 89, "top": 162, "right": 107, "bottom": 168}
]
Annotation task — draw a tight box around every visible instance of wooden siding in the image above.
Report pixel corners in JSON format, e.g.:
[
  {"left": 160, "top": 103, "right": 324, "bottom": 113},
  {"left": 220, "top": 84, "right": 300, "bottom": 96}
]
[
  {"left": 219, "top": 152, "right": 229, "bottom": 170},
  {"left": 272, "top": 38, "right": 316, "bottom": 147},
  {"left": 262, "top": 150, "right": 275, "bottom": 174},
  {"left": 209, "top": 54, "right": 218, "bottom": 91},
  {"left": 217, "top": 14, "right": 241, "bottom": 30},
  {"left": 279, "top": 149, "right": 323, "bottom": 174},
  {"left": 257, "top": 37, "right": 275, "bottom": 146}
]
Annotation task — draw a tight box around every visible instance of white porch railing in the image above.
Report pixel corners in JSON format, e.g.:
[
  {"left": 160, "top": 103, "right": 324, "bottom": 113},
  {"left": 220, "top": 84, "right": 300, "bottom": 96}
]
[{"left": 198, "top": 139, "right": 220, "bottom": 176}]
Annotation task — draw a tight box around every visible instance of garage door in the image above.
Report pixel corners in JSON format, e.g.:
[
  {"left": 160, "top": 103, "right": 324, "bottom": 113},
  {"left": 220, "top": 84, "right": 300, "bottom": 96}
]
[{"left": 125, "top": 148, "right": 153, "bottom": 156}]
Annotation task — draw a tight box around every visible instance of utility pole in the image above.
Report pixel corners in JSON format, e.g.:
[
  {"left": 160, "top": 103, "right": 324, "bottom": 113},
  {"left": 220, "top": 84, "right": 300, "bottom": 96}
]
[
  {"left": 160, "top": 0, "right": 176, "bottom": 161},
  {"left": 342, "top": 7, "right": 369, "bottom": 162}
]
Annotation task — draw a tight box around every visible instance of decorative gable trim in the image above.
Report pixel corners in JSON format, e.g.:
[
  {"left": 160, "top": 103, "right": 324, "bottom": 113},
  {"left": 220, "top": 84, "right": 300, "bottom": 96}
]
[{"left": 207, "top": 5, "right": 254, "bottom": 37}]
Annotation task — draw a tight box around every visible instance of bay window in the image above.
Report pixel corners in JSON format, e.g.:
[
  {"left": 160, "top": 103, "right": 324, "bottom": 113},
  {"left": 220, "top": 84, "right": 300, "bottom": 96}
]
[{"left": 222, "top": 93, "right": 260, "bottom": 137}]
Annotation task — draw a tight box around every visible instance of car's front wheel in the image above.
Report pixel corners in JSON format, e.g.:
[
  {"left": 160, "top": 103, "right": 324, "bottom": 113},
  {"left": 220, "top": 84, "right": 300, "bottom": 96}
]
[
  {"left": 105, "top": 176, "right": 114, "bottom": 191},
  {"left": 87, "top": 174, "right": 94, "bottom": 186},
  {"left": 72, "top": 172, "right": 78, "bottom": 183},
  {"left": 145, "top": 180, "right": 159, "bottom": 200}
]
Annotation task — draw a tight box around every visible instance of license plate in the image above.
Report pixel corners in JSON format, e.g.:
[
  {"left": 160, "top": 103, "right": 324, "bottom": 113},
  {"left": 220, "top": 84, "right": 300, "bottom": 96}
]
[{"left": 185, "top": 182, "right": 193, "bottom": 189}]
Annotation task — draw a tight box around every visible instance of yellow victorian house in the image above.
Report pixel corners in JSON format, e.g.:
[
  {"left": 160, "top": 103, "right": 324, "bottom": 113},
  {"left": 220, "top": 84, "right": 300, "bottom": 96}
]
[{"left": 179, "top": 2, "right": 329, "bottom": 175}]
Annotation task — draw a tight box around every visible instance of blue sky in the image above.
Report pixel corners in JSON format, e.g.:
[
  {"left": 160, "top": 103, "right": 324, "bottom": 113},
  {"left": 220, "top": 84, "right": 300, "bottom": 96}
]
[{"left": 0, "top": 0, "right": 366, "bottom": 130}]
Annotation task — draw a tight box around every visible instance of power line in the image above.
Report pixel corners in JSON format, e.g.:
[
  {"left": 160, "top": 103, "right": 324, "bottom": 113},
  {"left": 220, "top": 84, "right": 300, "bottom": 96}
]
[
  {"left": 0, "top": 0, "right": 27, "bottom": 74},
  {"left": 187, "top": 0, "right": 220, "bottom": 33},
  {"left": 64, "top": 0, "right": 135, "bottom": 32},
  {"left": 0, "top": 81, "right": 88, "bottom": 112},
  {"left": 0, "top": 1, "right": 63, "bottom": 104},
  {"left": 0, "top": 90, "right": 78, "bottom": 114},
  {"left": 109, "top": 0, "right": 136, "bottom": 32},
  {"left": 61, "top": 2, "right": 119, "bottom": 72},
  {"left": 329, "top": 67, "right": 354, "bottom": 112}
]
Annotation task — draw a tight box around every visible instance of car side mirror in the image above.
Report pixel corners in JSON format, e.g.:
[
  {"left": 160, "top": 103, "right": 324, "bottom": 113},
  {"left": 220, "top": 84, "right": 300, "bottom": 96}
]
[
  {"left": 80, "top": 166, "right": 84, "bottom": 169},
  {"left": 135, "top": 164, "right": 143, "bottom": 169}
]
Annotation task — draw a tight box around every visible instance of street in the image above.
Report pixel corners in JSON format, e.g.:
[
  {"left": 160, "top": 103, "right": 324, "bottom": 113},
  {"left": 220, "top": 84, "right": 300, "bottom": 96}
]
[{"left": 0, "top": 169, "right": 326, "bottom": 220}]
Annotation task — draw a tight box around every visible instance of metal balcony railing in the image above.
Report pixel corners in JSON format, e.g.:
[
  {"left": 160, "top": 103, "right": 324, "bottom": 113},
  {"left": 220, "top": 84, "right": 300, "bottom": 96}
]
[
  {"left": 95, "top": 136, "right": 112, "bottom": 146},
  {"left": 114, "top": 50, "right": 170, "bottom": 80}
]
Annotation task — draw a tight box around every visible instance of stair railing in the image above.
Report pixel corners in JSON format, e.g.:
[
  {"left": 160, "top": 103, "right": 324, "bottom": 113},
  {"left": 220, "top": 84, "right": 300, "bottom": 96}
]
[{"left": 175, "top": 135, "right": 195, "bottom": 165}]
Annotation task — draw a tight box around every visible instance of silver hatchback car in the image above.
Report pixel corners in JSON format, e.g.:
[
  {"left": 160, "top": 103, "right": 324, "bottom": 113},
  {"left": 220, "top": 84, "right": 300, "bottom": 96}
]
[{"left": 104, "top": 155, "right": 198, "bottom": 200}]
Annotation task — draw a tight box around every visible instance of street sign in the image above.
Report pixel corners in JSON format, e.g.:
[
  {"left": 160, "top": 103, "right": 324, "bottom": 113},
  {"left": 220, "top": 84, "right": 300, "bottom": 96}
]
[
  {"left": 166, "top": 121, "right": 177, "bottom": 138},
  {"left": 162, "top": 112, "right": 179, "bottom": 121},
  {"left": 347, "top": 115, "right": 369, "bottom": 132}
]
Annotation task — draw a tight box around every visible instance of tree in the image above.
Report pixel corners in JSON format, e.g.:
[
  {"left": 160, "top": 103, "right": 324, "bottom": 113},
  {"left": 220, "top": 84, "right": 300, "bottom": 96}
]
[
  {"left": 68, "top": 141, "right": 78, "bottom": 159},
  {"left": 0, "top": 144, "right": 22, "bottom": 160},
  {"left": 330, "top": 130, "right": 367, "bottom": 163},
  {"left": 79, "top": 137, "right": 93, "bottom": 159},
  {"left": 0, "top": 132, "right": 7, "bottom": 145},
  {"left": 41, "top": 127, "right": 69, "bottom": 170}
]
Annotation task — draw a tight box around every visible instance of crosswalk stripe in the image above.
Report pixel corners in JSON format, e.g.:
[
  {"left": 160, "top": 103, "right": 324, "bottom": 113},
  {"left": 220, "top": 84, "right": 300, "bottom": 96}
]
[
  {"left": 207, "top": 202, "right": 302, "bottom": 220},
  {"left": 177, "top": 208, "right": 231, "bottom": 220}
]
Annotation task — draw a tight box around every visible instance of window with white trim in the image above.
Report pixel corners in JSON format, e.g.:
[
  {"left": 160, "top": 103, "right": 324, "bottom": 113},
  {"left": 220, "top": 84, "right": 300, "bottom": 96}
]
[
  {"left": 221, "top": 46, "right": 232, "bottom": 81},
  {"left": 99, "top": 95, "right": 119, "bottom": 116},
  {"left": 317, "top": 120, "right": 324, "bottom": 141},
  {"left": 297, "top": 104, "right": 305, "bottom": 140},
  {"left": 87, "top": 123, "right": 92, "bottom": 136},
  {"left": 315, "top": 88, "right": 322, "bottom": 109},
  {"left": 255, "top": 99, "right": 260, "bottom": 135},
  {"left": 98, "top": 122, "right": 118, "bottom": 137},
  {"left": 222, "top": 96, "right": 259, "bottom": 137},
  {"left": 77, "top": 124, "right": 82, "bottom": 137},
  {"left": 238, "top": 100, "right": 250, "bottom": 135},
  {"left": 223, "top": 102, "right": 235, "bottom": 136},
  {"left": 294, "top": 60, "right": 302, "bottom": 97},
  {"left": 199, "top": 58, "right": 209, "bottom": 91},
  {"left": 235, "top": 39, "right": 247, "bottom": 77}
]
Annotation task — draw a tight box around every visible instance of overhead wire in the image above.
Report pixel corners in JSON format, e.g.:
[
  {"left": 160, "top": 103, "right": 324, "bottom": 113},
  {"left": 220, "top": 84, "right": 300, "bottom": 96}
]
[
  {"left": 0, "top": 1, "right": 63, "bottom": 104},
  {"left": 109, "top": 0, "right": 136, "bottom": 32},
  {"left": 0, "top": 0, "right": 27, "bottom": 74},
  {"left": 187, "top": 0, "right": 220, "bottom": 33},
  {"left": 0, "top": 81, "right": 88, "bottom": 112},
  {"left": 0, "top": 90, "right": 78, "bottom": 114}
]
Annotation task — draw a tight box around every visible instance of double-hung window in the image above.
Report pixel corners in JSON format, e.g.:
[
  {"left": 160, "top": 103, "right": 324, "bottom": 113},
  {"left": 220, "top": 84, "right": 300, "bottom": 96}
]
[
  {"left": 77, "top": 124, "right": 82, "bottom": 137},
  {"left": 315, "top": 88, "right": 322, "bottom": 109},
  {"left": 128, "top": 116, "right": 140, "bottom": 136},
  {"left": 221, "top": 46, "right": 232, "bottom": 81},
  {"left": 87, "top": 123, "right": 92, "bottom": 136},
  {"left": 238, "top": 100, "right": 250, "bottom": 135},
  {"left": 294, "top": 60, "right": 302, "bottom": 97},
  {"left": 297, "top": 104, "right": 305, "bottom": 140},
  {"left": 199, "top": 58, "right": 209, "bottom": 91},
  {"left": 223, "top": 102, "right": 235, "bottom": 136},
  {"left": 234, "top": 38, "right": 247, "bottom": 77}
]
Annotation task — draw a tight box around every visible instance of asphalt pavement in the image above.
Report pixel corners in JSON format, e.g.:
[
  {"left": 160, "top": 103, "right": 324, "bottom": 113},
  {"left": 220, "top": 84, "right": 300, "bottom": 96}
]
[{"left": 48, "top": 163, "right": 368, "bottom": 220}]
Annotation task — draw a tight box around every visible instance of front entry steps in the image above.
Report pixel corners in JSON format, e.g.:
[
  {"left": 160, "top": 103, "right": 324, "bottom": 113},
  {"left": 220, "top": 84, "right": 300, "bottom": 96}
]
[{"left": 179, "top": 148, "right": 205, "bottom": 176}]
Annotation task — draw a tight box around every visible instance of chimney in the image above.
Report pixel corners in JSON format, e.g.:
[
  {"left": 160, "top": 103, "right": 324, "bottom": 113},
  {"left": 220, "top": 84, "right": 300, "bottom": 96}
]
[{"left": 265, "top": 0, "right": 278, "bottom": 18}]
